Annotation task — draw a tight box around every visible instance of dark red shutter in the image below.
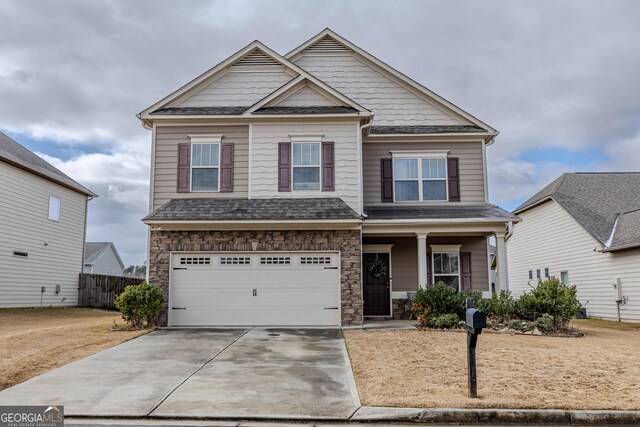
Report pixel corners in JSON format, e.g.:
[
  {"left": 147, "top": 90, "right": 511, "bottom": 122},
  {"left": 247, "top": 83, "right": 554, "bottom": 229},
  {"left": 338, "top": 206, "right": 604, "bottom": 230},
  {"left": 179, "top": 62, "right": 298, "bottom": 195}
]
[
  {"left": 381, "top": 158, "right": 393, "bottom": 202},
  {"left": 447, "top": 157, "right": 460, "bottom": 202},
  {"left": 321, "top": 141, "right": 335, "bottom": 191},
  {"left": 426, "top": 251, "right": 432, "bottom": 285},
  {"left": 220, "top": 143, "right": 234, "bottom": 192},
  {"left": 461, "top": 251, "right": 472, "bottom": 291},
  {"left": 177, "top": 143, "right": 190, "bottom": 193},
  {"left": 278, "top": 142, "right": 291, "bottom": 192}
]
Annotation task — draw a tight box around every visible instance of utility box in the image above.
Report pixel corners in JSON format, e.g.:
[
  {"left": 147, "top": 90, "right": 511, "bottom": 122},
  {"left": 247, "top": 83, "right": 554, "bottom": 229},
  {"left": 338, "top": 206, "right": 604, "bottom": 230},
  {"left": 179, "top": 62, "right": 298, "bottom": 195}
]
[
  {"left": 465, "top": 308, "right": 487, "bottom": 333},
  {"left": 614, "top": 277, "right": 623, "bottom": 302}
]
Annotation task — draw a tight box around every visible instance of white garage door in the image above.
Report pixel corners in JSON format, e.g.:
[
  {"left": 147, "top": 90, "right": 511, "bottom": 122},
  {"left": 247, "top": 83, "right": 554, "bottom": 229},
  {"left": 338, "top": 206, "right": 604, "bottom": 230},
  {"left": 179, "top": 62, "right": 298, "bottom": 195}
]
[{"left": 169, "top": 252, "right": 340, "bottom": 327}]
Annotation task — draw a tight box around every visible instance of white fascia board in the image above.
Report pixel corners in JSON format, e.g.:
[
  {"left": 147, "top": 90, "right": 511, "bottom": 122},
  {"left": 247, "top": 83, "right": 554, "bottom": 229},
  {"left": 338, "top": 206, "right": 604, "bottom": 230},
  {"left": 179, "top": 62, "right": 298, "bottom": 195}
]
[
  {"left": 286, "top": 29, "right": 497, "bottom": 133},
  {"left": 138, "top": 40, "right": 265, "bottom": 118},
  {"left": 366, "top": 132, "right": 491, "bottom": 139},
  {"left": 363, "top": 218, "right": 514, "bottom": 225},
  {"left": 512, "top": 196, "right": 553, "bottom": 215}
]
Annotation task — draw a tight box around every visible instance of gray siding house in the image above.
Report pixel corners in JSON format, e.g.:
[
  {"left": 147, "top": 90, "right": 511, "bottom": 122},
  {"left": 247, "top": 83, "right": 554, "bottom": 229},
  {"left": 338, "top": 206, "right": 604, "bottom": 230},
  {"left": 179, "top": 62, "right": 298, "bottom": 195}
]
[
  {"left": 0, "top": 132, "right": 95, "bottom": 307},
  {"left": 139, "top": 29, "right": 517, "bottom": 327},
  {"left": 84, "top": 242, "right": 125, "bottom": 276},
  {"left": 507, "top": 173, "right": 640, "bottom": 321}
]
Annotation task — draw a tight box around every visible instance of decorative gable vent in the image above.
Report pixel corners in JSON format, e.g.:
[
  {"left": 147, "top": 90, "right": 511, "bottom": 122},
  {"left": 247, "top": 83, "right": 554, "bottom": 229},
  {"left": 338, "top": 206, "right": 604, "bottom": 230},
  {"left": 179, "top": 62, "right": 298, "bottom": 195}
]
[
  {"left": 233, "top": 48, "right": 281, "bottom": 67},
  {"left": 304, "top": 35, "right": 350, "bottom": 53}
]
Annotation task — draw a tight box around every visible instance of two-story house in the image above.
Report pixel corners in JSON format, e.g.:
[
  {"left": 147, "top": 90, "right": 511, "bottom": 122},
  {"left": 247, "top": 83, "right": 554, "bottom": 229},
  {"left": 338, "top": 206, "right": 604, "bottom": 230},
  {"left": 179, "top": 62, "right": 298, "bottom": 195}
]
[{"left": 139, "top": 29, "right": 517, "bottom": 327}]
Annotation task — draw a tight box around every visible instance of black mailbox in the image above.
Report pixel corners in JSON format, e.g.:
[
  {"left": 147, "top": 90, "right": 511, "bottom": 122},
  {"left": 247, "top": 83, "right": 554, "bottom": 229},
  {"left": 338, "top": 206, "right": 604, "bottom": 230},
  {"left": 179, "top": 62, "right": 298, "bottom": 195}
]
[{"left": 465, "top": 308, "right": 487, "bottom": 333}]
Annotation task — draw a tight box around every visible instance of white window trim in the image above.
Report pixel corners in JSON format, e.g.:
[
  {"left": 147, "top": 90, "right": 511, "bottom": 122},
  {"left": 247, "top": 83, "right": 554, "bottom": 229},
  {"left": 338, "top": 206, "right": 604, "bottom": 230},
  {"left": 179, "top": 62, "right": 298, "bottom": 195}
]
[
  {"left": 431, "top": 246, "right": 461, "bottom": 291},
  {"left": 392, "top": 156, "right": 448, "bottom": 202},
  {"left": 48, "top": 195, "right": 61, "bottom": 222},
  {"left": 190, "top": 142, "right": 221, "bottom": 192},
  {"left": 291, "top": 141, "right": 321, "bottom": 191},
  {"left": 289, "top": 133, "right": 324, "bottom": 143},
  {"left": 188, "top": 134, "right": 223, "bottom": 144}
]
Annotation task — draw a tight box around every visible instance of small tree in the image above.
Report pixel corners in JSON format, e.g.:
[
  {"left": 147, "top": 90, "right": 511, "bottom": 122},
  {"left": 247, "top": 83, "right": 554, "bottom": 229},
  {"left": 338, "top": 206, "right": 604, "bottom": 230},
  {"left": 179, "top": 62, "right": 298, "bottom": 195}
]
[{"left": 115, "top": 282, "right": 165, "bottom": 329}]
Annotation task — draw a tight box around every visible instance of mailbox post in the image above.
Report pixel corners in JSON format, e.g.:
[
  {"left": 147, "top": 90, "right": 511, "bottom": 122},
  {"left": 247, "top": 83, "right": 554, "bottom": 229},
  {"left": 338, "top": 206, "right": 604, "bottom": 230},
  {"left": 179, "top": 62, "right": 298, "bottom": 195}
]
[{"left": 463, "top": 298, "right": 486, "bottom": 398}]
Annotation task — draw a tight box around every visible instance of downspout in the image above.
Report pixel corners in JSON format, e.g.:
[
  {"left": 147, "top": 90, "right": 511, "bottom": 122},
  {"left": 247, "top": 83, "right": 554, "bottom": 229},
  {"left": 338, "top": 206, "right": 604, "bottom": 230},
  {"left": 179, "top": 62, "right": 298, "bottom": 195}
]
[{"left": 359, "top": 114, "right": 374, "bottom": 216}]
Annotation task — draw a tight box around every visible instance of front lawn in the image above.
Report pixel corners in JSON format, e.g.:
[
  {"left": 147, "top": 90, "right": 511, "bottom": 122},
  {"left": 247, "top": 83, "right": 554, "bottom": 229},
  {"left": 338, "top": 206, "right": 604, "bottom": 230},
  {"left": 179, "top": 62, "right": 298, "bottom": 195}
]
[
  {"left": 344, "top": 320, "right": 640, "bottom": 410},
  {"left": 0, "top": 307, "right": 148, "bottom": 390}
]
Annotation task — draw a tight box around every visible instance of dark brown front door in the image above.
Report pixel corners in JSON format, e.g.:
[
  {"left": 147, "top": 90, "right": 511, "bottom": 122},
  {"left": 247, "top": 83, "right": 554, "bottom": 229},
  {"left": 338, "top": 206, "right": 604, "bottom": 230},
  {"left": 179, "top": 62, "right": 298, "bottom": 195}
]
[{"left": 363, "top": 253, "right": 391, "bottom": 316}]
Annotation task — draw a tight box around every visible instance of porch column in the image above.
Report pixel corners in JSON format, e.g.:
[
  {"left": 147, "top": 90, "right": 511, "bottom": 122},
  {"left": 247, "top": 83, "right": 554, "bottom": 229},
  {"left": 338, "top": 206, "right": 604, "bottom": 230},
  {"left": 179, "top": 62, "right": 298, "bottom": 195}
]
[
  {"left": 495, "top": 232, "right": 509, "bottom": 293},
  {"left": 417, "top": 234, "right": 428, "bottom": 288}
]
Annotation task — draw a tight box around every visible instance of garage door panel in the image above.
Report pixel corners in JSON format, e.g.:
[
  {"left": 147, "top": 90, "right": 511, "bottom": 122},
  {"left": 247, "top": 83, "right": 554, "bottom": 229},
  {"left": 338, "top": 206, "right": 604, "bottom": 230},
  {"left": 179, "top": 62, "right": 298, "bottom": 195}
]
[{"left": 170, "top": 252, "right": 341, "bottom": 327}]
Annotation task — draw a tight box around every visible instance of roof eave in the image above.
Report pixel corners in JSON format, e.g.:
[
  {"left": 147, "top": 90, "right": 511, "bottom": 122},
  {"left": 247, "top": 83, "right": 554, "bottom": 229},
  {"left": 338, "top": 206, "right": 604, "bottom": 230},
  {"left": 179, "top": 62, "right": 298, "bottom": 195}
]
[{"left": 602, "top": 242, "right": 640, "bottom": 253}]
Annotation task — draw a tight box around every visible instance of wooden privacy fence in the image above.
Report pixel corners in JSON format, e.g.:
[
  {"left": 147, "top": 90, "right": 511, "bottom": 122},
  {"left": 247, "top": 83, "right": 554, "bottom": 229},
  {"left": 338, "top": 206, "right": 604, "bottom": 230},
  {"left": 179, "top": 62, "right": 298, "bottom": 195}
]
[{"left": 78, "top": 273, "right": 145, "bottom": 310}]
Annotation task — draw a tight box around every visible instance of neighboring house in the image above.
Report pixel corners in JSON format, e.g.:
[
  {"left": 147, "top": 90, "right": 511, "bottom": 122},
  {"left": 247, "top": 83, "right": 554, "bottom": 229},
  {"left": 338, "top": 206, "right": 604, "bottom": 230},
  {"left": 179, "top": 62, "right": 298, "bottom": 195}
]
[
  {"left": 507, "top": 172, "right": 640, "bottom": 321},
  {"left": 138, "top": 29, "right": 517, "bottom": 327},
  {"left": 83, "top": 242, "right": 126, "bottom": 276},
  {"left": 489, "top": 244, "right": 497, "bottom": 293},
  {"left": 0, "top": 131, "right": 95, "bottom": 307}
]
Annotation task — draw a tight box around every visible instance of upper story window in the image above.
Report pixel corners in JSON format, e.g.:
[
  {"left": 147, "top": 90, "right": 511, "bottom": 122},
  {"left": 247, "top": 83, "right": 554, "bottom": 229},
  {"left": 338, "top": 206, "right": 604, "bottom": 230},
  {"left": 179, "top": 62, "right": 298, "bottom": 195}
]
[
  {"left": 191, "top": 143, "right": 220, "bottom": 191},
  {"left": 48, "top": 195, "right": 61, "bottom": 221},
  {"left": 393, "top": 157, "right": 447, "bottom": 201},
  {"left": 292, "top": 142, "right": 320, "bottom": 190}
]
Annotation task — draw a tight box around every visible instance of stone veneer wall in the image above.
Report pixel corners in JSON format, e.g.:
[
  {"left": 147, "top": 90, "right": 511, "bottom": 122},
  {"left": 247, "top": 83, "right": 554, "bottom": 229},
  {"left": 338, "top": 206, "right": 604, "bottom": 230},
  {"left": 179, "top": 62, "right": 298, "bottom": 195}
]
[
  {"left": 148, "top": 229, "right": 363, "bottom": 326},
  {"left": 392, "top": 298, "right": 411, "bottom": 320}
]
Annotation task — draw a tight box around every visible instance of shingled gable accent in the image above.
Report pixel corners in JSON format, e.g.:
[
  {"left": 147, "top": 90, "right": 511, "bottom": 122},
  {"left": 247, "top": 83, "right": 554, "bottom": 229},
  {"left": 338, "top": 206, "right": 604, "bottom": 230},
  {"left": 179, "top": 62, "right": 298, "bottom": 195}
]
[{"left": 285, "top": 29, "right": 497, "bottom": 135}]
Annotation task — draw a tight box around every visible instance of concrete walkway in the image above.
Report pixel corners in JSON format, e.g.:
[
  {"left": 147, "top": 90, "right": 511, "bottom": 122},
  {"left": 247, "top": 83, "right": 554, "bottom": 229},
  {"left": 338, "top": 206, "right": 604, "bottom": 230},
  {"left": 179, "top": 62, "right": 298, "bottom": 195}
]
[{"left": 0, "top": 328, "right": 360, "bottom": 420}]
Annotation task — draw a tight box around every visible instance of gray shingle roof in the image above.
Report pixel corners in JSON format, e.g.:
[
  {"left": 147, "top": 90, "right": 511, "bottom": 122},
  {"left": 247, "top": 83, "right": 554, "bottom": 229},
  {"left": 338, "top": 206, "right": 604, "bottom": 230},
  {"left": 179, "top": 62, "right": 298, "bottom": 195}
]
[
  {"left": 608, "top": 209, "right": 640, "bottom": 251},
  {"left": 369, "top": 125, "right": 487, "bottom": 135},
  {"left": 0, "top": 131, "right": 95, "bottom": 196},
  {"left": 515, "top": 173, "right": 640, "bottom": 248},
  {"left": 253, "top": 106, "right": 358, "bottom": 114},
  {"left": 364, "top": 204, "right": 518, "bottom": 221},
  {"left": 151, "top": 106, "right": 248, "bottom": 115},
  {"left": 144, "top": 198, "right": 361, "bottom": 221}
]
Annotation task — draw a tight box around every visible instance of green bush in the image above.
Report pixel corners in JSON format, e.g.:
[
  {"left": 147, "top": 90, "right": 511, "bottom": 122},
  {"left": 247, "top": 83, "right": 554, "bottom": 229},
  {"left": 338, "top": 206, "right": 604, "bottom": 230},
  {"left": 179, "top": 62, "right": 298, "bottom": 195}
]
[
  {"left": 478, "top": 290, "right": 516, "bottom": 323},
  {"left": 535, "top": 313, "right": 556, "bottom": 333},
  {"left": 429, "top": 313, "right": 460, "bottom": 329},
  {"left": 414, "top": 282, "right": 482, "bottom": 319},
  {"left": 115, "top": 282, "right": 166, "bottom": 329},
  {"left": 508, "top": 319, "right": 535, "bottom": 333},
  {"left": 514, "top": 277, "right": 581, "bottom": 330}
]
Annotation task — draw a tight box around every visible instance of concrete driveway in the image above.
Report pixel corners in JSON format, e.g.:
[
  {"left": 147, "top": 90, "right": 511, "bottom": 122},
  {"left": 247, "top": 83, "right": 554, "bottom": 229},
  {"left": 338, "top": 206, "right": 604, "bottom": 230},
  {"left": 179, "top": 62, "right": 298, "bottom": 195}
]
[{"left": 0, "top": 328, "right": 360, "bottom": 420}]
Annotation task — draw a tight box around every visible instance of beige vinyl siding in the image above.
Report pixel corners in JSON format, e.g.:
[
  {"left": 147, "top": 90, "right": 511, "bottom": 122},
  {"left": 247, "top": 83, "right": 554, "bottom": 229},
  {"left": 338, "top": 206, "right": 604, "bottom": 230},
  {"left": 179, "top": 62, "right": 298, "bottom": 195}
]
[
  {"left": 153, "top": 125, "right": 249, "bottom": 210},
  {"left": 293, "top": 53, "right": 463, "bottom": 126},
  {"left": 177, "top": 70, "right": 294, "bottom": 107},
  {"left": 364, "top": 235, "right": 489, "bottom": 293},
  {"left": 276, "top": 86, "right": 338, "bottom": 107},
  {"left": 362, "top": 139, "right": 485, "bottom": 205},
  {"left": 87, "top": 247, "right": 124, "bottom": 276},
  {"left": 0, "top": 162, "right": 87, "bottom": 307},
  {"left": 250, "top": 121, "right": 360, "bottom": 212},
  {"left": 507, "top": 200, "right": 640, "bottom": 321}
]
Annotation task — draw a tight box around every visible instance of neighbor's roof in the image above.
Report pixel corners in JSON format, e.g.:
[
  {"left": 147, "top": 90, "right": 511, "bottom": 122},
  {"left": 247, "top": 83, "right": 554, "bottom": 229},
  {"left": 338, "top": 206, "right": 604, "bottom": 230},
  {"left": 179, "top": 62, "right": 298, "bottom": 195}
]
[
  {"left": 514, "top": 172, "right": 640, "bottom": 251},
  {"left": 253, "top": 106, "right": 359, "bottom": 114},
  {"left": 144, "top": 198, "right": 361, "bottom": 222},
  {"left": 369, "top": 125, "right": 487, "bottom": 135},
  {"left": 151, "top": 107, "right": 248, "bottom": 115},
  {"left": 84, "top": 242, "right": 125, "bottom": 268},
  {"left": 364, "top": 204, "right": 519, "bottom": 222},
  {"left": 0, "top": 131, "right": 95, "bottom": 196}
]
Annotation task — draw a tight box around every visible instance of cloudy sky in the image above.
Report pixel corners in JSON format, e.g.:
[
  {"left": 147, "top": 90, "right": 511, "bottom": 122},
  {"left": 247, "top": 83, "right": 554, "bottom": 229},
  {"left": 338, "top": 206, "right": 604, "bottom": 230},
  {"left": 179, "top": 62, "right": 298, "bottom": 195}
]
[{"left": 2, "top": 0, "right": 639, "bottom": 265}]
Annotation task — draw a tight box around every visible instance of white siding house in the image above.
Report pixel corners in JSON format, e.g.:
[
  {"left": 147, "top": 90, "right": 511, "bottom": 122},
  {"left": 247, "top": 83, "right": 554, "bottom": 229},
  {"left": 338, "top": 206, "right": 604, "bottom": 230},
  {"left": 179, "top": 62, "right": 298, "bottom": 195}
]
[
  {"left": 84, "top": 242, "right": 125, "bottom": 276},
  {"left": 507, "top": 173, "right": 640, "bottom": 321},
  {"left": 0, "top": 132, "right": 95, "bottom": 307}
]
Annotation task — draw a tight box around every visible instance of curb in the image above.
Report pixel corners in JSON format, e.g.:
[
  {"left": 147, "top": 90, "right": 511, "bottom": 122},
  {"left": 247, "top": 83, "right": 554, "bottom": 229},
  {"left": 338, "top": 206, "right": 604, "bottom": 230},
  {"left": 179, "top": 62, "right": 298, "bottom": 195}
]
[{"left": 352, "top": 406, "right": 640, "bottom": 425}]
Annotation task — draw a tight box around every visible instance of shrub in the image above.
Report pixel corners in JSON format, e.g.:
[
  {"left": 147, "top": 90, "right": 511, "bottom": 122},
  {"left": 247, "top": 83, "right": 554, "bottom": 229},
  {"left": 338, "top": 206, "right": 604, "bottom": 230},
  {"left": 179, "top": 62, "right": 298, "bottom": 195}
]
[
  {"left": 410, "top": 287, "right": 432, "bottom": 327},
  {"left": 414, "top": 282, "right": 483, "bottom": 319},
  {"left": 429, "top": 313, "right": 460, "bottom": 329},
  {"left": 508, "top": 319, "right": 535, "bottom": 333},
  {"left": 115, "top": 282, "right": 166, "bottom": 329},
  {"left": 478, "top": 290, "right": 516, "bottom": 323},
  {"left": 514, "top": 277, "right": 581, "bottom": 330},
  {"left": 535, "top": 313, "right": 556, "bottom": 333}
]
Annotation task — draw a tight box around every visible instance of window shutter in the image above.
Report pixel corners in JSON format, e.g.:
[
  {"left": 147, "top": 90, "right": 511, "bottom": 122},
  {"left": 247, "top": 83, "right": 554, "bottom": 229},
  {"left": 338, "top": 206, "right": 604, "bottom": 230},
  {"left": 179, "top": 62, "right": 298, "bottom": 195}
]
[
  {"left": 278, "top": 142, "right": 291, "bottom": 192},
  {"left": 321, "top": 141, "right": 335, "bottom": 191},
  {"left": 426, "top": 251, "right": 432, "bottom": 285},
  {"left": 220, "top": 143, "right": 234, "bottom": 192},
  {"left": 461, "top": 251, "right": 472, "bottom": 291},
  {"left": 447, "top": 157, "right": 460, "bottom": 202},
  {"left": 381, "top": 158, "right": 393, "bottom": 202},
  {"left": 177, "top": 143, "right": 191, "bottom": 193}
]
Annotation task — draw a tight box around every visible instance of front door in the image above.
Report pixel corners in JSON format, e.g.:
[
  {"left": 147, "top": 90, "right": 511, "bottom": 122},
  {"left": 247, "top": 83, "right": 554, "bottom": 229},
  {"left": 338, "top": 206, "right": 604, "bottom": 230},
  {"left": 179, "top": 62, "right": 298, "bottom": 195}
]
[{"left": 363, "top": 253, "right": 391, "bottom": 316}]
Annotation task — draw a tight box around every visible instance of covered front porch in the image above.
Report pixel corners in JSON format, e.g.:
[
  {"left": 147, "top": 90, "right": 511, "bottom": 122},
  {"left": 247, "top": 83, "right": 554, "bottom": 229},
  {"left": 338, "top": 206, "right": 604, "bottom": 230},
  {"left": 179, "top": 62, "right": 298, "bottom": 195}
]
[{"left": 360, "top": 205, "right": 517, "bottom": 319}]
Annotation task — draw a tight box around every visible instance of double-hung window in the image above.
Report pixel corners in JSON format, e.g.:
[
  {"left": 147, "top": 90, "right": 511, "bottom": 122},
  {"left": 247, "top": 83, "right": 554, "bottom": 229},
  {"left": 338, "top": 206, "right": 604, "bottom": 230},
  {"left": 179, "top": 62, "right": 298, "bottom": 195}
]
[
  {"left": 292, "top": 142, "right": 320, "bottom": 190},
  {"left": 393, "top": 157, "right": 447, "bottom": 201},
  {"left": 191, "top": 143, "right": 220, "bottom": 191},
  {"left": 433, "top": 252, "right": 460, "bottom": 290}
]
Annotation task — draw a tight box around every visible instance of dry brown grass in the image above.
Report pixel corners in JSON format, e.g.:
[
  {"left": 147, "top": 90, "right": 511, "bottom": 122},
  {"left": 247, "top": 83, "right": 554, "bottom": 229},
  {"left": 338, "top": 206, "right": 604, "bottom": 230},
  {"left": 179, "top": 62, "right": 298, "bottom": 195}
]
[
  {"left": 0, "top": 307, "right": 148, "bottom": 390},
  {"left": 344, "top": 320, "right": 640, "bottom": 410}
]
